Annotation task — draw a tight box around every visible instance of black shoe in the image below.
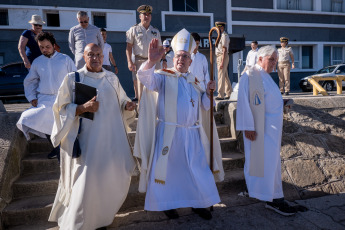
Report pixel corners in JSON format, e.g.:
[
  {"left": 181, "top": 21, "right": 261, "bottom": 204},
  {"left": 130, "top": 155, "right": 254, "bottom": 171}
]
[
  {"left": 163, "top": 209, "right": 179, "bottom": 219},
  {"left": 132, "top": 97, "right": 138, "bottom": 102},
  {"left": 224, "top": 96, "right": 230, "bottom": 100},
  {"left": 96, "top": 227, "right": 107, "bottom": 230},
  {"left": 265, "top": 200, "right": 297, "bottom": 216},
  {"left": 192, "top": 208, "right": 212, "bottom": 220},
  {"left": 215, "top": 97, "right": 224, "bottom": 100},
  {"left": 47, "top": 149, "right": 58, "bottom": 159},
  {"left": 284, "top": 92, "right": 289, "bottom": 96}
]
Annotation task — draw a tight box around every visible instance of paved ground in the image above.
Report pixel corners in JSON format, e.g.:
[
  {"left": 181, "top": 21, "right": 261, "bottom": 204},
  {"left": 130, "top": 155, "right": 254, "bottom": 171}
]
[{"left": 111, "top": 193, "right": 345, "bottom": 230}]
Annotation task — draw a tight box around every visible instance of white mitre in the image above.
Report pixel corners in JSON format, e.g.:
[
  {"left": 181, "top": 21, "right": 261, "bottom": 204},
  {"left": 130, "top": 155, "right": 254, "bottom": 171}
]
[{"left": 171, "top": 28, "right": 196, "bottom": 54}]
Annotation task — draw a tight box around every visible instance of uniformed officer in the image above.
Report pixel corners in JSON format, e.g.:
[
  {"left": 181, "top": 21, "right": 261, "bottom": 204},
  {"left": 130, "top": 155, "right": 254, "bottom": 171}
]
[
  {"left": 277, "top": 37, "right": 294, "bottom": 96},
  {"left": 126, "top": 5, "right": 165, "bottom": 101},
  {"left": 215, "top": 21, "right": 232, "bottom": 100}
]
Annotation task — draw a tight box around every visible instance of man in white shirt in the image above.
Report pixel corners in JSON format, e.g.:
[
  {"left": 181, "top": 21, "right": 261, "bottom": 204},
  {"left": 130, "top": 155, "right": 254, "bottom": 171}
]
[
  {"left": 100, "top": 28, "right": 118, "bottom": 74},
  {"left": 242, "top": 41, "right": 259, "bottom": 75},
  {"left": 161, "top": 40, "right": 174, "bottom": 68},
  {"left": 69, "top": 11, "right": 104, "bottom": 69},
  {"left": 189, "top": 32, "right": 210, "bottom": 91},
  {"left": 17, "top": 32, "right": 76, "bottom": 159}
]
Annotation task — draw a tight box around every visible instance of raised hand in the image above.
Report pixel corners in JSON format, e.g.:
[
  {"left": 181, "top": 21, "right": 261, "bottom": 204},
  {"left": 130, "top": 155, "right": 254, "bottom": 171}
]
[{"left": 148, "top": 39, "right": 165, "bottom": 65}]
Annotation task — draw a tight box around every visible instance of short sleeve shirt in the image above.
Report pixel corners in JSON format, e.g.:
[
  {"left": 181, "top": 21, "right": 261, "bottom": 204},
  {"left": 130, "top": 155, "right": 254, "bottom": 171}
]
[
  {"left": 278, "top": 47, "right": 293, "bottom": 62},
  {"left": 22, "top": 30, "right": 42, "bottom": 64},
  {"left": 103, "top": 43, "right": 112, "bottom": 66},
  {"left": 126, "top": 24, "right": 162, "bottom": 58},
  {"left": 215, "top": 31, "right": 230, "bottom": 56}
]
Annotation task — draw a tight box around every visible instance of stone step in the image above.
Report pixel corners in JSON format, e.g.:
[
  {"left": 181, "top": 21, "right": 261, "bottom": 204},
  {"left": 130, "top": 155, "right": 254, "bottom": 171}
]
[
  {"left": 3, "top": 168, "right": 245, "bottom": 228},
  {"left": 12, "top": 172, "right": 59, "bottom": 199},
  {"left": 15, "top": 152, "right": 242, "bottom": 199},
  {"left": 2, "top": 195, "right": 55, "bottom": 227},
  {"left": 27, "top": 124, "right": 233, "bottom": 155},
  {"left": 21, "top": 152, "right": 59, "bottom": 175},
  {"left": 219, "top": 137, "right": 238, "bottom": 153},
  {"left": 27, "top": 138, "right": 53, "bottom": 153},
  {"left": 7, "top": 222, "right": 58, "bottom": 230}
]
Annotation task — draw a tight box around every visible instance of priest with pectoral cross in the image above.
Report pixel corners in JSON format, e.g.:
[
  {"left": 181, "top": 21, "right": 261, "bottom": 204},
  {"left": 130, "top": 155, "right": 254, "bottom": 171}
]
[{"left": 135, "top": 29, "right": 224, "bottom": 220}]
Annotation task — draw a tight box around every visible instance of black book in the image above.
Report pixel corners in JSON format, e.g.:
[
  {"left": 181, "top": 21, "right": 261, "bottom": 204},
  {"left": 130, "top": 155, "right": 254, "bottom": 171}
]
[{"left": 75, "top": 82, "right": 97, "bottom": 120}]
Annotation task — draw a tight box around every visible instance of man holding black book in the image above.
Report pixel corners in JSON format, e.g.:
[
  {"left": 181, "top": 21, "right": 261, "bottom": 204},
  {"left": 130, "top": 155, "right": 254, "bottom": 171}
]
[{"left": 48, "top": 43, "right": 137, "bottom": 229}]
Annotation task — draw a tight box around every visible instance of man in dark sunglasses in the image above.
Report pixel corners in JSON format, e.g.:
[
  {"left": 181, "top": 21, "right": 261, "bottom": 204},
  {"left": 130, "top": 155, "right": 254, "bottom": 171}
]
[{"left": 68, "top": 11, "right": 104, "bottom": 70}]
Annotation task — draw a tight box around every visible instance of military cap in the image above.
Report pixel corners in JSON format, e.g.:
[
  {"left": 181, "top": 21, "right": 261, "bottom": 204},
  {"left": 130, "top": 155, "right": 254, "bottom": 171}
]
[
  {"left": 137, "top": 5, "right": 153, "bottom": 14},
  {"left": 280, "top": 37, "right": 289, "bottom": 43},
  {"left": 215, "top": 21, "right": 226, "bottom": 27}
]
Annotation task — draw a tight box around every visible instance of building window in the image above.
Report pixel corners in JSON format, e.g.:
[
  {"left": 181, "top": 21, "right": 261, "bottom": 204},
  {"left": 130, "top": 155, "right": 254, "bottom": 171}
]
[
  {"left": 332, "top": 46, "right": 343, "bottom": 65},
  {"left": 324, "top": 46, "right": 331, "bottom": 67},
  {"left": 291, "top": 46, "right": 300, "bottom": 68},
  {"left": 322, "top": 0, "right": 344, "bottom": 12},
  {"left": 45, "top": 11, "right": 60, "bottom": 27},
  {"left": 302, "top": 46, "right": 313, "bottom": 69},
  {"left": 324, "top": 46, "right": 344, "bottom": 66},
  {"left": 173, "top": 0, "right": 199, "bottom": 12},
  {"left": 93, "top": 12, "right": 106, "bottom": 28},
  {"left": 0, "top": 9, "right": 9, "bottom": 25},
  {"left": 277, "top": 0, "right": 313, "bottom": 11}
]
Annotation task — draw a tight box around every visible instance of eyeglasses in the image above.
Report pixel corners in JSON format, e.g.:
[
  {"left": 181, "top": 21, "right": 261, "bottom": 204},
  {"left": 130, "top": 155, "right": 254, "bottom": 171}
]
[
  {"left": 79, "top": 21, "right": 88, "bottom": 24},
  {"left": 34, "top": 24, "right": 42, "bottom": 27},
  {"left": 87, "top": 53, "right": 103, "bottom": 59},
  {"left": 175, "top": 54, "right": 190, "bottom": 59}
]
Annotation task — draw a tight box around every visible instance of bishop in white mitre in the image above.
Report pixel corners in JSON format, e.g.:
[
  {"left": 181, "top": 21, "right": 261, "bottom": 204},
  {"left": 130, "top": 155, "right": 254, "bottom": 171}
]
[
  {"left": 48, "top": 43, "right": 136, "bottom": 229},
  {"left": 236, "top": 45, "right": 298, "bottom": 216},
  {"left": 134, "top": 29, "right": 224, "bottom": 220}
]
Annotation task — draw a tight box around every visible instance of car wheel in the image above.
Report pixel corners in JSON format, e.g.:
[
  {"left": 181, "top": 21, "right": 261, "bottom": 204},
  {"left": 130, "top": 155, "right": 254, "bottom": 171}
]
[{"left": 323, "top": 81, "right": 334, "bottom": 91}]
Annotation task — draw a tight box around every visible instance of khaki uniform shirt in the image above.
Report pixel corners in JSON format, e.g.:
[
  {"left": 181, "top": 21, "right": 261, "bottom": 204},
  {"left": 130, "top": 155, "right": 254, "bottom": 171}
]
[
  {"left": 126, "top": 24, "right": 162, "bottom": 58},
  {"left": 278, "top": 47, "right": 294, "bottom": 62},
  {"left": 215, "top": 31, "right": 229, "bottom": 56}
]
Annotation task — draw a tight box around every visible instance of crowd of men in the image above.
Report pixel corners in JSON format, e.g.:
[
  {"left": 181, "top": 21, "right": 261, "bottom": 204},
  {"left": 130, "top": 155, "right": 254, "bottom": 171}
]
[{"left": 15, "top": 4, "right": 301, "bottom": 230}]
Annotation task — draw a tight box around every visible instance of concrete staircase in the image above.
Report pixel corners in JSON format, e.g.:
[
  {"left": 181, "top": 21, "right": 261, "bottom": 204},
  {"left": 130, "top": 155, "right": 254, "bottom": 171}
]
[{"left": 1, "top": 112, "right": 245, "bottom": 229}]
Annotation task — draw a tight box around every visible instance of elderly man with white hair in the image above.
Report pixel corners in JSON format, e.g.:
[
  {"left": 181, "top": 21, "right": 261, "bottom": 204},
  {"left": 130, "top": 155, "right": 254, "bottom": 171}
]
[
  {"left": 69, "top": 11, "right": 104, "bottom": 69},
  {"left": 135, "top": 29, "right": 224, "bottom": 220},
  {"left": 236, "top": 45, "right": 297, "bottom": 216}
]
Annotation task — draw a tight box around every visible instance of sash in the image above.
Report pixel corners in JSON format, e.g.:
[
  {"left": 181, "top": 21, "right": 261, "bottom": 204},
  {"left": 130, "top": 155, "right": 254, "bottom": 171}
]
[{"left": 248, "top": 66, "right": 265, "bottom": 177}]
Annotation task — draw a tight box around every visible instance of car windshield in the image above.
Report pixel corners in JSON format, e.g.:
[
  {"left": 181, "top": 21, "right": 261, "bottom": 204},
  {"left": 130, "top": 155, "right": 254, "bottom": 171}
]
[{"left": 315, "top": 66, "right": 336, "bottom": 74}]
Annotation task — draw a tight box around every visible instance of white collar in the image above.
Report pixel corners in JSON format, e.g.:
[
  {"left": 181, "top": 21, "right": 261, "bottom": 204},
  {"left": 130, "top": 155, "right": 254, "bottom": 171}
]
[{"left": 80, "top": 66, "right": 106, "bottom": 79}]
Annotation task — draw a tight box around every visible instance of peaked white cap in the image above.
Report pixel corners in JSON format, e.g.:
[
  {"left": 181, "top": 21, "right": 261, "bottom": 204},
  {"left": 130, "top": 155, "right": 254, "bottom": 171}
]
[
  {"left": 171, "top": 28, "right": 196, "bottom": 54},
  {"left": 163, "top": 40, "right": 170, "bottom": 47}
]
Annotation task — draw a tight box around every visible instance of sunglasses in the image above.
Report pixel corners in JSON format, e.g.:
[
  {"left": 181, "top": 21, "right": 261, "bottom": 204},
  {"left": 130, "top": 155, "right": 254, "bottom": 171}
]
[
  {"left": 34, "top": 24, "right": 42, "bottom": 27},
  {"left": 79, "top": 21, "right": 88, "bottom": 24}
]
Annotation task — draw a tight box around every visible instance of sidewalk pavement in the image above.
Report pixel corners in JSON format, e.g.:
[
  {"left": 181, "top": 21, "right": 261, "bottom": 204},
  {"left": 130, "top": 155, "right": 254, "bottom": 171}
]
[{"left": 112, "top": 193, "right": 345, "bottom": 230}]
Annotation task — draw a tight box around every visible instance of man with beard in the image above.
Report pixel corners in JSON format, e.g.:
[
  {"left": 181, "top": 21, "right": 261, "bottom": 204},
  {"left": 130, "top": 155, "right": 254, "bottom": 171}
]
[{"left": 17, "top": 31, "right": 76, "bottom": 159}]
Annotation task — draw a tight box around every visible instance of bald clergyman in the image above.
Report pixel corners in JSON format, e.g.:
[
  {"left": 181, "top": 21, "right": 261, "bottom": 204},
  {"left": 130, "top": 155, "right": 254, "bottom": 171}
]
[{"left": 48, "top": 43, "right": 137, "bottom": 229}]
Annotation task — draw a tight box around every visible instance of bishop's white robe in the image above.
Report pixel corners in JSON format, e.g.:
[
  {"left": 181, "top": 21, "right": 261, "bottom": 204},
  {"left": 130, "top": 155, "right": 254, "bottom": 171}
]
[
  {"left": 48, "top": 66, "right": 136, "bottom": 229},
  {"left": 135, "top": 63, "right": 223, "bottom": 211},
  {"left": 189, "top": 51, "right": 210, "bottom": 91},
  {"left": 17, "top": 52, "right": 76, "bottom": 140},
  {"left": 236, "top": 64, "right": 284, "bottom": 202}
]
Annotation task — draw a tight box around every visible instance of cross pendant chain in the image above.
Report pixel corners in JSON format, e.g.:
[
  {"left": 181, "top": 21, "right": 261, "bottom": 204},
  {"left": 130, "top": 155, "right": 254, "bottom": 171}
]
[{"left": 190, "top": 98, "right": 195, "bottom": 107}]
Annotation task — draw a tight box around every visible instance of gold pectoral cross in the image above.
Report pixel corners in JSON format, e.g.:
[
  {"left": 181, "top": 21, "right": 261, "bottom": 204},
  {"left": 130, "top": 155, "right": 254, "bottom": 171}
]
[{"left": 190, "top": 98, "right": 195, "bottom": 107}]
